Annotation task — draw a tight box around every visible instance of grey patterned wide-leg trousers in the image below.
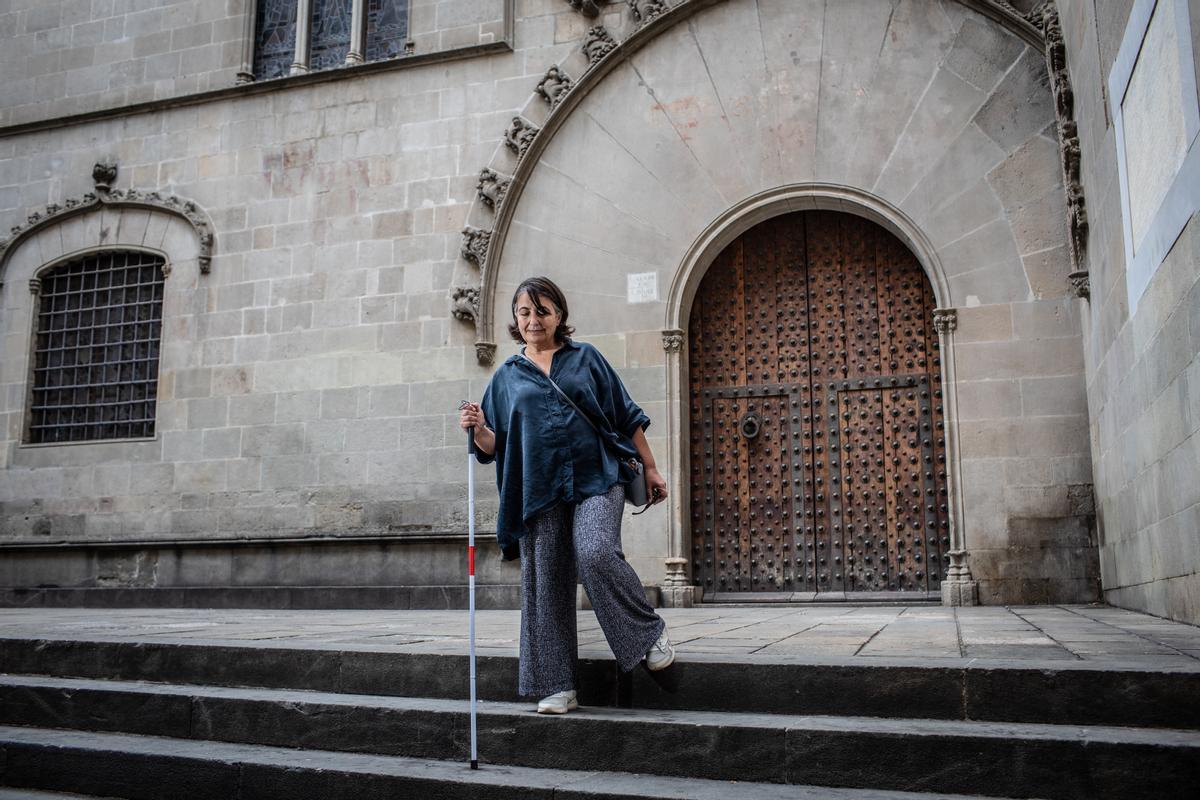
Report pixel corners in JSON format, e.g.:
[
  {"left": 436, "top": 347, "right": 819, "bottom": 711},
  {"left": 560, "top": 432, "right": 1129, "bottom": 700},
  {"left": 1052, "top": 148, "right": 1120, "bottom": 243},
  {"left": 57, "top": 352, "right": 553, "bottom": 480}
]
[{"left": 518, "top": 484, "right": 666, "bottom": 697}]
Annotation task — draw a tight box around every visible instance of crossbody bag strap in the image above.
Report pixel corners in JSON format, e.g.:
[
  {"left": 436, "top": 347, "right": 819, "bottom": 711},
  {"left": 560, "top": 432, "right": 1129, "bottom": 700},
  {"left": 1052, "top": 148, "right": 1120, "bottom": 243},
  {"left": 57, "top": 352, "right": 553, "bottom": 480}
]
[
  {"left": 522, "top": 353, "right": 604, "bottom": 435},
  {"left": 524, "top": 353, "right": 652, "bottom": 514}
]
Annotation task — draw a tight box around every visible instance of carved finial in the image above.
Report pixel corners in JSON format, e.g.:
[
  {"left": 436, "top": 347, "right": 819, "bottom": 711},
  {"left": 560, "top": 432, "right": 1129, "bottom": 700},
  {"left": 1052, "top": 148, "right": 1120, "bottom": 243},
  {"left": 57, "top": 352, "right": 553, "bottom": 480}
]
[
  {"left": 536, "top": 66, "right": 574, "bottom": 107},
  {"left": 628, "top": 0, "right": 668, "bottom": 24},
  {"left": 1068, "top": 271, "right": 1090, "bottom": 300},
  {"left": 92, "top": 162, "right": 117, "bottom": 193},
  {"left": 1025, "top": 1, "right": 1055, "bottom": 27},
  {"left": 461, "top": 227, "right": 492, "bottom": 265},
  {"left": 475, "top": 341, "right": 497, "bottom": 366},
  {"left": 451, "top": 285, "right": 481, "bottom": 322},
  {"left": 662, "top": 329, "right": 684, "bottom": 354},
  {"left": 197, "top": 230, "right": 214, "bottom": 274},
  {"left": 932, "top": 308, "right": 958, "bottom": 334},
  {"left": 503, "top": 117, "right": 540, "bottom": 160},
  {"left": 476, "top": 168, "right": 511, "bottom": 210},
  {"left": 582, "top": 26, "right": 618, "bottom": 67},
  {"left": 565, "top": 0, "right": 601, "bottom": 17}
]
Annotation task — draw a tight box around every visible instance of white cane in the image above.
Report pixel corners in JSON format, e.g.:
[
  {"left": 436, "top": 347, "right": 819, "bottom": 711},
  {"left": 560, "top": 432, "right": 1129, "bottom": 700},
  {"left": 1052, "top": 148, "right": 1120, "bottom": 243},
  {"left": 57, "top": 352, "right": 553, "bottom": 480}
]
[{"left": 460, "top": 401, "right": 479, "bottom": 770}]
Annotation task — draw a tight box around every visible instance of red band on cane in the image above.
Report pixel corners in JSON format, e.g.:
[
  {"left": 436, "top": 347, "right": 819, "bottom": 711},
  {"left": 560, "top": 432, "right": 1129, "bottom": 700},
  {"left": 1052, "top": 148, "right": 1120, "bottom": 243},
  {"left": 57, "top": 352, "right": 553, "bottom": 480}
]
[{"left": 468, "top": 546, "right": 475, "bottom": 576}]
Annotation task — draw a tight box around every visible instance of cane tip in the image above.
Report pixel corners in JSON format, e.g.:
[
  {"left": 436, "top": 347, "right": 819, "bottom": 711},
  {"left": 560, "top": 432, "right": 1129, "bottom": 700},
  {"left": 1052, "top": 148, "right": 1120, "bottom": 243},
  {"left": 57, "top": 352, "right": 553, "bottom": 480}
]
[{"left": 470, "top": 759, "right": 479, "bottom": 770}]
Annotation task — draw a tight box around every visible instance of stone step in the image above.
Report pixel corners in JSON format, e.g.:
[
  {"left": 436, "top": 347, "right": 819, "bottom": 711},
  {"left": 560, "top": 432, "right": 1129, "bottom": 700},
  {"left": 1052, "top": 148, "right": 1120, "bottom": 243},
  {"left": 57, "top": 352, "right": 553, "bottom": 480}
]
[
  {"left": 2, "top": 674, "right": 1197, "bottom": 800},
  {"left": 0, "top": 584, "right": 525, "bottom": 610},
  {"left": 0, "top": 725, "right": 1029, "bottom": 800},
  {"left": 0, "top": 790, "right": 123, "bottom": 800},
  {"left": 3, "top": 636, "right": 1197, "bottom": 729}
]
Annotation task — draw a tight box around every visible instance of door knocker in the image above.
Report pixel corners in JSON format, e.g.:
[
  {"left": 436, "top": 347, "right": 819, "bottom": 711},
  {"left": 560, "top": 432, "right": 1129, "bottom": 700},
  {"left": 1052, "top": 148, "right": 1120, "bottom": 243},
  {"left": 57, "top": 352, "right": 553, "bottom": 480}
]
[{"left": 739, "top": 412, "right": 761, "bottom": 440}]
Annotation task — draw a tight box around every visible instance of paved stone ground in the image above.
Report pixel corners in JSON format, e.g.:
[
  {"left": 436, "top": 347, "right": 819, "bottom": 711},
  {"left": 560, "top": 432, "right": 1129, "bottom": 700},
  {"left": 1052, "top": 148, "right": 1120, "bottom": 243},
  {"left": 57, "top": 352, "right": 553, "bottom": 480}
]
[{"left": 2, "top": 604, "right": 1198, "bottom": 670}]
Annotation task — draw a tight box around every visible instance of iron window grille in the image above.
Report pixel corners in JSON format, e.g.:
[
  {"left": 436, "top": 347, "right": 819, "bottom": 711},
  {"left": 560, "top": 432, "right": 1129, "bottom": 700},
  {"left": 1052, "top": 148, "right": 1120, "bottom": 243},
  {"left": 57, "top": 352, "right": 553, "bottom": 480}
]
[{"left": 27, "top": 251, "right": 166, "bottom": 444}]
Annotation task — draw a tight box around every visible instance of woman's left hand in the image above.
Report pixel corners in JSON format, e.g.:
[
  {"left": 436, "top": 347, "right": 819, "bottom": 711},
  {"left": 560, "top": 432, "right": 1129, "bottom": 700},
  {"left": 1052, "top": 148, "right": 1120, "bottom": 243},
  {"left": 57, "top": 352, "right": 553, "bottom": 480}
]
[{"left": 644, "top": 466, "right": 668, "bottom": 505}]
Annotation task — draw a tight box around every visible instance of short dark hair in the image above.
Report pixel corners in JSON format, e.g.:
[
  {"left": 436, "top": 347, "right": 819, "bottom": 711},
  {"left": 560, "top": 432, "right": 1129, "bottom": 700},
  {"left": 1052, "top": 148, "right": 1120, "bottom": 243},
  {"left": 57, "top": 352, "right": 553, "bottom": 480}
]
[{"left": 508, "top": 276, "right": 575, "bottom": 344}]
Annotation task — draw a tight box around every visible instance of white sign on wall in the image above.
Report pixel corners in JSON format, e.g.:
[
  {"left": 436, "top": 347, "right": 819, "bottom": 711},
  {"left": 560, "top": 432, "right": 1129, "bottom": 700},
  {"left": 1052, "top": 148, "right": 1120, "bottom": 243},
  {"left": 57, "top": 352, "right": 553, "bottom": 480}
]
[{"left": 627, "top": 272, "right": 659, "bottom": 304}]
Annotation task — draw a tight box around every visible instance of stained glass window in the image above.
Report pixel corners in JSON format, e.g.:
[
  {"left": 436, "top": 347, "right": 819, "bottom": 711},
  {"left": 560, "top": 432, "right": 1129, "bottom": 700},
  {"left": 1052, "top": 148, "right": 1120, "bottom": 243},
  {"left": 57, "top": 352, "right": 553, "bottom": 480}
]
[
  {"left": 254, "top": 0, "right": 297, "bottom": 79},
  {"left": 366, "top": 0, "right": 409, "bottom": 62},
  {"left": 253, "top": 1, "right": 410, "bottom": 78},
  {"left": 28, "top": 252, "right": 165, "bottom": 444},
  {"left": 310, "top": 0, "right": 353, "bottom": 71}
]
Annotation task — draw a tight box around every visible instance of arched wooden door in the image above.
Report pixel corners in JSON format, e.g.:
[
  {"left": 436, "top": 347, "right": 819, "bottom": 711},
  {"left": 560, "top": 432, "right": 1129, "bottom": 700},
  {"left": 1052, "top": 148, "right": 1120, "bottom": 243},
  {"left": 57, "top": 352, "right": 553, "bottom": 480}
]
[{"left": 687, "top": 211, "right": 950, "bottom": 600}]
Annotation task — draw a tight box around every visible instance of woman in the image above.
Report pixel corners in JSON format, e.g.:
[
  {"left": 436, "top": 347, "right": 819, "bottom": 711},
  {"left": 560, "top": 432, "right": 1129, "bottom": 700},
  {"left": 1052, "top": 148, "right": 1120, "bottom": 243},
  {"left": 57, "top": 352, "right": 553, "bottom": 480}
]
[{"left": 459, "top": 276, "right": 674, "bottom": 714}]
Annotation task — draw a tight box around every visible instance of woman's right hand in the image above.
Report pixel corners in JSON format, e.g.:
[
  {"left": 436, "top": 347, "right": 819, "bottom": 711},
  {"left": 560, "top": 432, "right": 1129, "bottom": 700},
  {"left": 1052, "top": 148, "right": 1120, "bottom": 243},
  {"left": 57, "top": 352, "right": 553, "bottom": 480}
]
[
  {"left": 459, "top": 402, "right": 496, "bottom": 455},
  {"left": 459, "top": 402, "right": 487, "bottom": 432}
]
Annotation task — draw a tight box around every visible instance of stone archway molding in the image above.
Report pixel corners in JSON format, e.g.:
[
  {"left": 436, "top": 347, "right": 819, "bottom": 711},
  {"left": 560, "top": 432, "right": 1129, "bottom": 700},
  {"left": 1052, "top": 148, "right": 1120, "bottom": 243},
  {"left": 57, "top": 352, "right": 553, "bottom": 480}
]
[
  {"left": 664, "top": 184, "right": 952, "bottom": 327},
  {"left": 470, "top": 0, "right": 1042, "bottom": 364},
  {"left": 0, "top": 168, "right": 215, "bottom": 284},
  {"left": 657, "top": 184, "right": 976, "bottom": 606}
]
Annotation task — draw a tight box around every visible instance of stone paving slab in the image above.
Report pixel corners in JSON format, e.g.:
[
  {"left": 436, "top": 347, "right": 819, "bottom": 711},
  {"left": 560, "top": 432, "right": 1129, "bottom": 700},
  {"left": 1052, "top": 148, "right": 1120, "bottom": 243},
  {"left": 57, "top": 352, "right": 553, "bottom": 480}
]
[{"left": 0, "top": 604, "right": 1197, "bottom": 670}]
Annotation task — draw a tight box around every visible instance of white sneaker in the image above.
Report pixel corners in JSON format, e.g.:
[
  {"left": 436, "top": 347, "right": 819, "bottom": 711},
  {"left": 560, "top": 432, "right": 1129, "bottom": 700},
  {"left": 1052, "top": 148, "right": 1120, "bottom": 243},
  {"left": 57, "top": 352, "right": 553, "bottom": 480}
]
[
  {"left": 536, "top": 689, "right": 578, "bottom": 714},
  {"left": 645, "top": 626, "right": 675, "bottom": 671}
]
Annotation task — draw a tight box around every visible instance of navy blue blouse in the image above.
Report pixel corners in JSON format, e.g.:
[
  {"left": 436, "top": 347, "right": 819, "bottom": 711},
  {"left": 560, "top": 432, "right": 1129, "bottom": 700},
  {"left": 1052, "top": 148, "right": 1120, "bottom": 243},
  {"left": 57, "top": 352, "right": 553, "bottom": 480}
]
[{"left": 474, "top": 339, "right": 650, "bottom": 560}]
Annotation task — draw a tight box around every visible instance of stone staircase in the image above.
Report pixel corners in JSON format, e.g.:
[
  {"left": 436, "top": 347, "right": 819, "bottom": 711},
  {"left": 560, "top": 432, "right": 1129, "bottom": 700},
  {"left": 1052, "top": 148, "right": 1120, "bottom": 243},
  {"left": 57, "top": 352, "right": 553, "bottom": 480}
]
[{"left": 1, "top": 635, "right": 1197, "bottom": 799}]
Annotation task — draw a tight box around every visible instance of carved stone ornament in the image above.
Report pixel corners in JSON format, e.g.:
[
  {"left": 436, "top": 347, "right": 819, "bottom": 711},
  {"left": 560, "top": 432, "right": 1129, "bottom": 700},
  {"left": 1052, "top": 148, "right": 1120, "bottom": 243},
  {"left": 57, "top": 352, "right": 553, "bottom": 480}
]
[
  {"left": 504, "top": 117, "right": 540, "bottom": 160},
  {"left": 0, "top": 184, "right": 216, "bottom": 276},
  {"left": 932, "top": 308, "right": 958, "bottom": 335},
  {"left": 92, "top": 162, "right": 118, "bottom": 192},
  {"left": 476, "top": 168, "right": 512, "bottom": 210},
  {"left": 536, "top": 65, "right": 574, "bottom": 107},
  {"left": 475, "top": 341, "right": 497, "bottom": 366},
  {"left": 1068, "top": 270, "right": 1090, "bottom": 300},
  {"left": 628, "top": 0, "right": 668, "bottom": 24},
  {"left": 582, "top": 26, "right": 618, "bottom": 67},
  {"left": 1027, "top": 1, "right": 1088, "bottom": 271},
  {"left": 460, "top": 227, "right": 491, "bottom": 265},
  {"left": 662, "top": 329, "right": 684, "bottom": 353},
  {"left": 451, "top": 285, "right": 481, "bottom": 322},
  {"left": 565, "top": 0, "right": 601, "bottom": 17}
]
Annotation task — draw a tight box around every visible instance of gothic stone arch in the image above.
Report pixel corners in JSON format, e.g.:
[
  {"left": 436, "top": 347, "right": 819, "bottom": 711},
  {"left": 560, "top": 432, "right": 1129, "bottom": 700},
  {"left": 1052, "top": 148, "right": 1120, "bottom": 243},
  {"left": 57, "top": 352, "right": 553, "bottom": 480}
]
[{"left": 482, "top": 0, "right": 1092, "bottom": 605}]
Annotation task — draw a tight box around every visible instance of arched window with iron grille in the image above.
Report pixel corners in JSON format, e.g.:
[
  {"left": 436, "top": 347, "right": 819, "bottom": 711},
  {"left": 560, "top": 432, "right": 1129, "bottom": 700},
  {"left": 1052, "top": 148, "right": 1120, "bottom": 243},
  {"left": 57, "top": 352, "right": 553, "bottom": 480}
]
[{"left": 27, "top": 251, "right": 166, "bottom": 444}]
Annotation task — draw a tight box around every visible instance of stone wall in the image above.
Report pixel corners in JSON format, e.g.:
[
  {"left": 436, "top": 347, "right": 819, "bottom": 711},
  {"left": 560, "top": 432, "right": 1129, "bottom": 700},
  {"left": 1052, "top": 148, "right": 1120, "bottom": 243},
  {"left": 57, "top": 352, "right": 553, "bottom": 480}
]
[
  {"left": 0, "top": 0, "right": 579, "bottom": 598},
  {"left": 0, "top": 0, "right": 506, "bottom": 129},
  {"left": 1058, "top": 0, "right": 1200, "bottom": 624},
  {"left": 0, "top": 0, "right": 1101, "bottom": 606}
]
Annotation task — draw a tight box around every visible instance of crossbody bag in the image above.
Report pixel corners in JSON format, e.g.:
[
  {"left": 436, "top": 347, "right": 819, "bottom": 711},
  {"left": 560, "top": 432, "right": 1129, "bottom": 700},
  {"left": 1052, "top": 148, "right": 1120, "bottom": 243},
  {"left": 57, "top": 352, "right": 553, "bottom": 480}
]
[{"left": 523, "top": 354, "right": 652, "bottom": 513}]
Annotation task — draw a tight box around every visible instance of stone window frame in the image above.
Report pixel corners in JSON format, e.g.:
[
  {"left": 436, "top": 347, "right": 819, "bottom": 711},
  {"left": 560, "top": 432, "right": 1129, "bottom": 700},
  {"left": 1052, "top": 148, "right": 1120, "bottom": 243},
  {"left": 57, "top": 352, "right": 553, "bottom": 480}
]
[
  {"left": 24, "top": 250, "right": 169, "bottom": 447},
  {"left": 1, "top": 204, "right": 206, "bottom": 462},
  {"left": 239, "top": 0, "right": 414, "bottom": 82},
  {"left": 1108, "top": 0, "right": 1200, "bottom": 313}
]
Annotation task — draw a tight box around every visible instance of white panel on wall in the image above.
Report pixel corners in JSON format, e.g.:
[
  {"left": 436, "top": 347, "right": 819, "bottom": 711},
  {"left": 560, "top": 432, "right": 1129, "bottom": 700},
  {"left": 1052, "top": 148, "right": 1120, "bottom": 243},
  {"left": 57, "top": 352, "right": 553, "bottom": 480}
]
[
  {"left": 1122, "top": 2, "right": 1189, "bottom": 246},
  {"left": 1110, "top": 0, "right": 1200, "bottom": 313}
]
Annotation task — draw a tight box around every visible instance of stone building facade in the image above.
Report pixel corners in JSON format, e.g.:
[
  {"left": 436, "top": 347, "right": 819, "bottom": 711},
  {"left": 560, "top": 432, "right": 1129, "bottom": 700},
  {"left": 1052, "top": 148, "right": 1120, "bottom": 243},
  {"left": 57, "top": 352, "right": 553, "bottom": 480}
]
[
  {"left": 0, "top": 0, "right": 1193, "bottom": 621},
  {"left": 1056, "top": 0, "right": 1200, "bottom": 624}
]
